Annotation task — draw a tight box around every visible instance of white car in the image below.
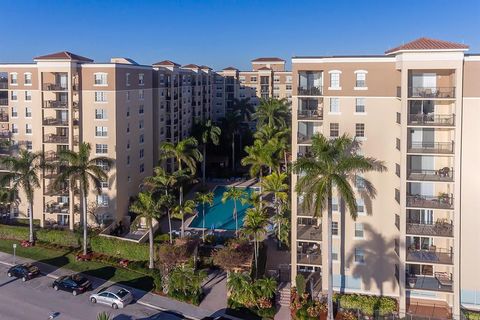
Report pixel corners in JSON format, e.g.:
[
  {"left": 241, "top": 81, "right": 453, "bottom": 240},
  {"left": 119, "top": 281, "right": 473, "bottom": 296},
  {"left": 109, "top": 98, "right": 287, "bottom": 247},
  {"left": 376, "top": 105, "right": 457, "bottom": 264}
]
[{"left": 89, "top": 285, "right": 134, "bottom": 309}]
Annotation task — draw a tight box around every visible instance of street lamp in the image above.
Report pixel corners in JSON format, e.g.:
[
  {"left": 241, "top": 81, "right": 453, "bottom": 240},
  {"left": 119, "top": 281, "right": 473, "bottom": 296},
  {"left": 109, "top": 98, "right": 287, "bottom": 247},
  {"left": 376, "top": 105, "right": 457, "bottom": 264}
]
[{"left": 12, "top": 243, "right": 16, "bottom": 265}]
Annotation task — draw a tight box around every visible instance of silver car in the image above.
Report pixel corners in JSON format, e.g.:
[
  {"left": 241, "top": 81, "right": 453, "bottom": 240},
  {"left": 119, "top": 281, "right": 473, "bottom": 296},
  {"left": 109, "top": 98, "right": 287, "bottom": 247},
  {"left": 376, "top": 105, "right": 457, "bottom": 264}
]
[{"left": 89, "top": 285, "right": 134, "bottom": 309}]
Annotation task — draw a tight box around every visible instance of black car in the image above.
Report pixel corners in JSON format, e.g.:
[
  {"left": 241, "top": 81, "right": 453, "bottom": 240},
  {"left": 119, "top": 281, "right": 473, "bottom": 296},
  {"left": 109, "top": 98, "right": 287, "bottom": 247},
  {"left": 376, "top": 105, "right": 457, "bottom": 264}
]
[
  {"left": 7, "top": 264, "right": 40, "bottom": 281},
  {"left": 52, "top": 274, "right": 92, "bottom": 296}
]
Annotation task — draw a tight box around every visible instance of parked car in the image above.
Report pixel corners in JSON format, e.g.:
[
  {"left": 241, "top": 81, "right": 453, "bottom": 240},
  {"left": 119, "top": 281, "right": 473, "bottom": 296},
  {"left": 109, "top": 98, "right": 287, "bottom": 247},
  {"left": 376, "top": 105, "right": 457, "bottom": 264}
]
[
  {"left": 89, "top": 285, "right": 134, "bottom": 309},
  {"left": 52, "top": 274, "right": 92, "bottom": 296},
  {"left": 7, "top": 263, "right": 40, "bottom": 281}
]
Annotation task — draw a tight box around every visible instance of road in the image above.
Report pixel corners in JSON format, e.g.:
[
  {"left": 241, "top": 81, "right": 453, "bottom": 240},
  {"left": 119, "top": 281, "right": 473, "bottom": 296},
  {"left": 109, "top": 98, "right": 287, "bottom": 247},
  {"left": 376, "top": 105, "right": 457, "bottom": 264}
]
[{"left": 0, "top": 263, "right": 184, "bottom": 320}]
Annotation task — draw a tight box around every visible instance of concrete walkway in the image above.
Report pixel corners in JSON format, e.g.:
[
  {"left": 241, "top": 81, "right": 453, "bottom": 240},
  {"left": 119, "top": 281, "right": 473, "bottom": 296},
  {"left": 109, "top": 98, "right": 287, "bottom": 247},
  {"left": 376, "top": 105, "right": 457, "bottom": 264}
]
[
  {"left": 199, "top": 269, "right": 228, "bottom": 312},
  {"left": 0, "top": 251, "right": 234, "bottom": 320}
]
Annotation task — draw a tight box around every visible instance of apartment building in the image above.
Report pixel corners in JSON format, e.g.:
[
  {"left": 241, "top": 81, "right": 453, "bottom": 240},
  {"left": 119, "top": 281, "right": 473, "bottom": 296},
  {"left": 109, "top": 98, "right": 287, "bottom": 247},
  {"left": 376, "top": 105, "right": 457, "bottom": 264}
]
[
  {"left": 290, "top": 38, "right": 480, "bottom": 318},
  {"left": 212, "top": 58, "right": 292, "bottom": 121},
  {"left": 0, "top": 52, "right": 213, "bottom": 228}
]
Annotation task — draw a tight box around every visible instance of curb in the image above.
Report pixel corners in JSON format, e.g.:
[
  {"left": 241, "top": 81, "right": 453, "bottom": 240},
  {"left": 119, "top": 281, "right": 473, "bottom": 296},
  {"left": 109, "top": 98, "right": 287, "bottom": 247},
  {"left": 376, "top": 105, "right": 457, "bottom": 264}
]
[{"left": 0, "top": 260, "right": 60, "bottom": 280}]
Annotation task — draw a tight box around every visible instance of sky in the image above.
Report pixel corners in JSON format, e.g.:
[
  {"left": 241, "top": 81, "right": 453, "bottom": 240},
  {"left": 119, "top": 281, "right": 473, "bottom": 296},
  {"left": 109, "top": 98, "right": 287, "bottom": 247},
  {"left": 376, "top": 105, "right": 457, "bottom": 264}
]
[{"left": 1, "top": 0, "right": 479, "bottom": 70}]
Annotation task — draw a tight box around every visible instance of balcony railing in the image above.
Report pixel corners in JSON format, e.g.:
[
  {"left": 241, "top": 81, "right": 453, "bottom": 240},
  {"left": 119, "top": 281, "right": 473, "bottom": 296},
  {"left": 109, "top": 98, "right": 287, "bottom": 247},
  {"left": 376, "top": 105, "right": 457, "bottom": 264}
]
[
  {"left": 0, "top": 131, "right": 11, "bottom": 139},
  {"left": 298, "top": 108, "right": 323, "bottom": 120},
  {"left": 407, "top": 168, "right": 454, "bottom": 182},
  {"left": 0, "top": 83, "right": 8, "bottom": 90},
  {"left": 298, "top": 86, "right": 323, "bottom": 96},
  {"left": 44, "top": 151, "right": 60, "bottom": 162},
  {"left": 406, "top": 247, "right": 453, "bottom": 264},
  {"left": 408, "top": 114, "right": 455, "bottom": 126},
  {"left": 407, "top": 141, "right": 454, "bottom": 154},
  {"left": 297, "top": 253, "right": 322, "bottom": 265},
  {"left": 297, "top": 225, "right": 322, "bottom": 241},
  {"left": 43, "top": 83, "right": 68, "bottom": 91},
  {"left": 0, "top": 113, "right": 8, "bottom": 122},
  {"left": 44, "top": 187, "right": 69, "bottom": 196},
  {"left": 44, "top": 202, "right": 69, "bottom": 213},
  {"left": 0, "top": 98, "right": 8, "bottom": 106},
  {"left": 298, "top": 133, "right": 314, "bottom": 145},
  {"left": 406, "top": 273, "right": 453, "bottom": 292},
  {"left": 408, "top": 87, "right": 455, "bottom": 99},
  {"left": 297, "top": 204, "right": 315, "bottom": 216},
  {"left": 43, "top": 134, "right": 69, "bottom": 144},
  {"left": 406, "top": 221, "right": 453, "bottom": 237},
  {"left": 406, "top": 195, "right": 454, "bottom": 209},
  {"left": 43, "top": 118, "right": 69, "bottom": 126},
  {"left": 44, "top": 100, "right": 68, "bottom": 109}
]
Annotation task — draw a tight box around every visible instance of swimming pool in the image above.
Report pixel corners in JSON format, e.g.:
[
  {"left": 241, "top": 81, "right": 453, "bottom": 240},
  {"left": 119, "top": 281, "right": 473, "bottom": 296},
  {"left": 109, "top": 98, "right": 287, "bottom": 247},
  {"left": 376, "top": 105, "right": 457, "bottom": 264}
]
[{"left": 189, "top": 186, "right": 253, "bottom": 231}]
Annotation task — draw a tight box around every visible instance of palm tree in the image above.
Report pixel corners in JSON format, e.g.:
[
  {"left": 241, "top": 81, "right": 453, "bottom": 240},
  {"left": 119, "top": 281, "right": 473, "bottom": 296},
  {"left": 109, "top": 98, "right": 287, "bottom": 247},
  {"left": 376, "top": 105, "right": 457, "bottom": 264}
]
[
  {"left": 0, "top": 150, "right": 45, "bottom": 243},
  {"left": 255, "top": 125, "right": 291, "bottom": 172},
  {"left": 54, "top": 143, "right": 113, "bottom": 255},
  {"left": 220, "top": 111, "right": 241, "bottom": 172},
  {"left": 242, "top": 206, "right": 268, "bottom": 277},
  {"left": 233, "top": 98, "right": 255, "bottom": 122},
  {"left": 292, "top": 134, "right": 386, "bottom": 320},
  {"left": 172, "top": 199, "right": 196, "bottom": 237},
  {"left": 0, "top": 187, "right": 17, "bottom": 217},
  {"left": 96, "top": 312, "right": 111, "bottom": 320},
  {"left": 255, "top": 277, "right": 277, "bottom": 299},
  {"left": 254, "top": 98, "right": 290, "bottom": 129},
  {"left": 221, "top": 187, "right": 247, "bottom": 237},
  {"left": 261, "top": 172, "right": 288, "bottom": 241},
  {"left": 195, "top": 191, "right": 214, "bottom": 241},
  {"left": 197, "top": 120, "right": 221, "bottom": 186},
  {"left": 130, "top": 191, "right": 161, "bottom": 269},
  {"left": 144, "top": 167, "right": 188, "bottom": 243},
  {"left": 160, "top": 138, "right": 202, "bottom": 237},
  {"left": 226, "top": 272, "right": 255, "bottom": 306}
]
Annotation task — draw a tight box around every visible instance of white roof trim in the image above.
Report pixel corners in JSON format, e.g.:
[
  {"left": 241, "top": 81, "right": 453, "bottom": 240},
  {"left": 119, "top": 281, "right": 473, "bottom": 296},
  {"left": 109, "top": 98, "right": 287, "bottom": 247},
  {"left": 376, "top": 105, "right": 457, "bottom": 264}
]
[
  {"left": 386, "top": 48, "right": 468, "bottom": 55},
  {"left": 328, "top": 70, "right": 342, "bottom": 74},
  {"left": 292, "top": 57, "right": 396, "bottom": 64},
  {"left": 354, "top": 70, "right": 368, "bottom": 74}
]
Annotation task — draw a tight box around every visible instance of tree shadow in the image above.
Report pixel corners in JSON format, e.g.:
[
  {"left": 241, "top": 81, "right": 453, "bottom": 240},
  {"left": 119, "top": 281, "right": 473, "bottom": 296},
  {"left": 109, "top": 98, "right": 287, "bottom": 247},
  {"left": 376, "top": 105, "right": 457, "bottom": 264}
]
[
  {"left": 32, "top": 250, "right": 72, "bottom": 274},
  {"left": 116, "top": 276, "right": 154, "bottom": 299},
  {"left": 135, "top": 310, "right": 187, "bottom": 319},
  {"left": 82, "top": 266, "right": 116, "bottom": 288}
]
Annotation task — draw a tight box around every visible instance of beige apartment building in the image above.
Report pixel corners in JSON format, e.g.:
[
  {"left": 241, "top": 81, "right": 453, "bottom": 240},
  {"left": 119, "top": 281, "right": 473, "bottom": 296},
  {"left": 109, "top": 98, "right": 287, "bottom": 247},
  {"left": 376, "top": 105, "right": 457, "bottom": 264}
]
[
  {"left": 0, "top": 52, "right": 213, "bottom": 228},
  {"left": 290, "top": 38, "right": 480, "bottom": 318},
  {"left": 212, "top": 58, "right": 292, "bottom": 121}
]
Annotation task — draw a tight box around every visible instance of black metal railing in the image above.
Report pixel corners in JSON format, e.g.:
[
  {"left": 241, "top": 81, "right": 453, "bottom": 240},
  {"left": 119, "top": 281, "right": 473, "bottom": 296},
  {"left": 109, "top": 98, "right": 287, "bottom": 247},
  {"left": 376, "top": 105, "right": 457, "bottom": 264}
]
[
  {"left": 407, "top": 168, "right": 454, "bottom": 182},
  {"left": 0, "top": 98, "right": 8, "bottom": 106},
  {"left": 298, "top": 108, "right": 323, "bottom": 120},
  {"left": 408, "top": 87, "right": 455, "bottom": 99},
  {"left": 0, "top": 83, "right": 8, "bottom": 90},
  {"left": 0, "top": 113, "right": 8, "bottom": 122},
  {"left": 406, "top": 195, "right": 454, "bottom": 209},
  {"left": 406, "top": 274, "right": 453, "bottom": 292},
  {"left": 298, "top": 86, "right": 323, "bottom": 96},
  {"left": 297, "top": 253, "right": 322, "bottom": 265},
  {"left": 44, "top": 100, "right": 68, "bottom": 108},
  {"left": 406, "top": 247, "right": 453, "bottom": 264},
  {"left": 408, "top": 114, "right": 455, "bottom": 126},
  {"left": 43, "top": 134, "right": 69, "bottom": 144},
  {"left": 407, "top": 141, "right": 454, "bottom": 154},
  {"left": 43, "top": 83, "right": 68, "bottom": 91},
  {"left": 406, "top": 221, "right": 453, "bottom": 237},
  {"left": 297, "top": 225, "right": 322, "bottom": 241},
  {"left": 43, "top": 118, "right": 69, "bottom": 126}
]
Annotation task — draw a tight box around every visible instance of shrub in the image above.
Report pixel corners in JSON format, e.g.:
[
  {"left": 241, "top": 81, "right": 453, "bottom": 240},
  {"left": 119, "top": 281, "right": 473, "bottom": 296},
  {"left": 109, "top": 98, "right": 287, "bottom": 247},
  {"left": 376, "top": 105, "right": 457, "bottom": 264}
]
[
  {"left": 334, "top": 293, "right": 397, "bottom": 316},
  {"left": 0, "top": 224, "right": 29, "bottom": 240},
  {"left": 296, "top": 274, "right": 306, "bottom": 295},
  {"left": 464, "top": 310, "right": 480, "bottom": 320},
  {"left": 37, "top": 229, "right": 80, "bottom": 247},
  {"left": 90, "top": 236, "right": 150, "bottom": 261}
]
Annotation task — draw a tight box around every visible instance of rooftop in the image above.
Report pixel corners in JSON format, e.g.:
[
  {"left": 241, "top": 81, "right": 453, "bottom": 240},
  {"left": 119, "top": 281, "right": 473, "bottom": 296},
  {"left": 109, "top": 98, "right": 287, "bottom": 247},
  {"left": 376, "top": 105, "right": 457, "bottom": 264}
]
[
  {"left": 385, "top": 37, "right": 469, "bottom": 54},
  {"left": 152, "top": 60, "right": 180, "bottom": 67},
  {"left": 34, "top": 51, "right": 93, "bottom": 62},
  {"left": 252, "top": 57, "right": 285, "bottom": 62},
  {"left": 222, "top": 66, "right": 238, "bottom": 71}
]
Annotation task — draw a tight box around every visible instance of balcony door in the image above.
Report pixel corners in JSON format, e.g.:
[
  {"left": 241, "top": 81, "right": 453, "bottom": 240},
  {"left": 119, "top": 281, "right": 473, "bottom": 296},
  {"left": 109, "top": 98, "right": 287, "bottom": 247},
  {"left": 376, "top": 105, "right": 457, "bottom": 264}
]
[
  {"left": 56, "top": 74, "right": 68, "bottom": 88},
  {"left": 412, "top": 73, "right": 436, "bottom": 88},
  {"left": 409, "top": 182, "right": 434, "bottom": 197},
  {"left": 410, "top": 128, "right": 435, "bottom": 146},
  {"left": 410, "top": 155, "right": 435, "bottom": 172}
]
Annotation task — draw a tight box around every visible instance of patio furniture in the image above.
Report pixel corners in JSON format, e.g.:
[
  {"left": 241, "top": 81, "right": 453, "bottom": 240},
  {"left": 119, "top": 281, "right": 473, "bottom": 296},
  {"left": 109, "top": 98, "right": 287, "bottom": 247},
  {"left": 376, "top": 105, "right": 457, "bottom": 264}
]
[{"left": 435, "top": 272, "right": 453, "bottom": 287}]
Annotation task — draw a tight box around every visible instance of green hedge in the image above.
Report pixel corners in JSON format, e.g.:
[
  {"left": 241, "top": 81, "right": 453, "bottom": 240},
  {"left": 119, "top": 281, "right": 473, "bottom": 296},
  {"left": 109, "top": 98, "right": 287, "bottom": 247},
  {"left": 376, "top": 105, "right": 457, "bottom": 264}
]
[
  {"left": 0, "top": 224, "right": 29, "bottom": 240},
  {"left": 90, "top": 236, "right": 151, "bottom": 261},
  {"left": 334, "top": 293, "right": 397, "bottom": 316},
  {"left": 0, "top": 224, "right": 80, "bottom": 247},
  {"left": 464, "top": 310, "right": 480, "bottom": 320}
]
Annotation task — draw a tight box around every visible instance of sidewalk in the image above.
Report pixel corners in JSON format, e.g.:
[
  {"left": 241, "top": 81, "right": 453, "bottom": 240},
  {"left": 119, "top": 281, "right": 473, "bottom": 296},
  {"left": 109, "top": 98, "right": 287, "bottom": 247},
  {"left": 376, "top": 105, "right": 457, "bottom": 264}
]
[{"left": 0, "top": 251, "right": 218, "bottom": 320}]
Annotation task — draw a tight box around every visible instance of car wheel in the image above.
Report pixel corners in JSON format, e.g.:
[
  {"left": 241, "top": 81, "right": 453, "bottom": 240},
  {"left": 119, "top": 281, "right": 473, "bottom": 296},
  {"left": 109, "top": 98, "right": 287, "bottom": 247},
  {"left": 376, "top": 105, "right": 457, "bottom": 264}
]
[
  {"left": 90, "top": 297, "right": 97, "bottom": 304},
  {"left": 7, "top": 272, "right": 12, "bottom": 277},
  {"left": 54, "top": 285, "right": 59, "bottom": 291},
  {"left": 22, "top": 276, "right": 27, "bottom": 282},
  {"left": 72, "top": 290, "right": 78, "bottom": 296},
  {"left": 112, "top": 303, "right": 118, "bottom": 309}
]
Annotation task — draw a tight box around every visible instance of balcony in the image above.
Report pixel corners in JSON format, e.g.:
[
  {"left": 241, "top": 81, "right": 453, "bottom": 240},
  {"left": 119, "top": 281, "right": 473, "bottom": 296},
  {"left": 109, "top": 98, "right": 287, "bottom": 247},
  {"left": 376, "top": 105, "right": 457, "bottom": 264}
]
[
  {"left": 406, "top": 195, "right": 454, "bottom": 210},
  {"left": 298, "top": 86, "right": 323, "bottom": 96},
  {"left": 407, "top": 168, "right": 454, "bottom": 182},
  {"left": 406, "top": 220, "right": 453, "bottom": 237},
  {"left": 0, "top": 82, "right": 7, "bottom": 90},
  {"left": 407, "top": 141, "right": 454, "bottom": 154},
  {"left": 44, "top": 201, "right": 69, "bottom": 214},
  {"left": 298, "top": 99, "right": 323, "bottom": 120},
  {"left": 0, "top": 113, "right": 8, "bottom": 122},
  {"left": 44, "top": 100, "right": 68, "bottom": 109},
  {"left": 43, "top": 118, "right": 69, "bottom": 126},
  {"left": 43, "top": 134, "right": 69, "bottom": 144},
  {"left": 44, "top": 187, "right": 69, "bottom": 196},
  {"left": 0, "top": 131, "right": 11, "bottom": 139},
  {"left": 0, "top": 98, "right": 7, "bottom": 106},
  {"left": 297, "top": 253, "right": 322, "bottom": 265},
  {"left": 406, "top": 247, "right": 453, "bottom": 265},
  {"left": 0, "top": 145, "right": 15, "bottom": 155},
  {"left": 43, "top": 83, "right": 68, "bottom": 91},
  {"left": 408, "top": 87, "right": 455, "bottom": 99},
  {"left": 406, "top": 273, "right": 453, "bottom": 292},
  {"left": 44, "top": 151, "right": 60, "bottom": 162},
  {"left": 297, "top": 204, "right": 315, "bottom": 216},
  {"left": 408, "top": 114, "right": 455, "bottom": 126},
  {"left": 297, "top": 225, "right": 322, "bottom": 241}
]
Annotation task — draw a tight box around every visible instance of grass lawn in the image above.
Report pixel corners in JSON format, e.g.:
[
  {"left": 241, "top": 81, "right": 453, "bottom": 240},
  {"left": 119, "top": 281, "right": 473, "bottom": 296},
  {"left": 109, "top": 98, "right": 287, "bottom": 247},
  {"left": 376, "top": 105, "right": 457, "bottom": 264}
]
[{"left": 0, "top": 239, "right": 155, "bottom": 292}]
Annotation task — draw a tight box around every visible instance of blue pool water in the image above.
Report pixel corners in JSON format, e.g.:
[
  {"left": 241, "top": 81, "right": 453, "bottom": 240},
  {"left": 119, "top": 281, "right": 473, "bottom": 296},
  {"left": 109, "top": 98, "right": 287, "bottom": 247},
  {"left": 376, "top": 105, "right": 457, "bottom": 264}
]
[{"left": 189, "top": 186, "right": 253, "bottom": 231}]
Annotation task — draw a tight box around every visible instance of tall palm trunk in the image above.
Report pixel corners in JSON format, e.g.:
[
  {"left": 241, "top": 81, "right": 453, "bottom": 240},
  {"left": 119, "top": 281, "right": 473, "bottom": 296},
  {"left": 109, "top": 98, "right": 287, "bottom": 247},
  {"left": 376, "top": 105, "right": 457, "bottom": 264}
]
[
  {"left": 28, "top": 201, "right": 34, "bottom": 243},
  {"left": 327, "top": 189, "right": 334, "bottom": 320},
  {"left": 253, "top": 234, "right": 258, "bottom": 278},
  {"left": 202, "top": 144, "right": 206, "bottom": 186},
  {"left": 148, "top": 221, "right": 154, "bottom": 269},
  {"left": 178, "top": 160, "right": 185, "bottom": 238},
  {"left": 231, "top": 133, "right": 235, "bottom": 172},
  {"left": 283, "top": 150, "right": 288, "bottom": 173},
  {"left": 166, "top": 190, "right": 173, "bottom": 244},
  {"left": 202, "top": 203, "right": 205, "bottom": 241},
  {"left": 234, "top": 201, "right": 238, "bottom": 238},
  {"left": 82, "top": 190, "right": 88, "bottom": 255}
]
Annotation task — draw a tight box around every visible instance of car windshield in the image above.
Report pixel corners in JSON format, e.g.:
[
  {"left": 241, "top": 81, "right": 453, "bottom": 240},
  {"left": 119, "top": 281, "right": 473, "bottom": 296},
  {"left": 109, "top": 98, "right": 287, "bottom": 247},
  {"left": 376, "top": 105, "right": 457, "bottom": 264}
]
[
  {"left": 26, "top": 265, "right": 38, "bottom": 272},
  {"left": 71, "top": 274, "right": 87, "bottom": 284},
  {"left": 115, "top": 288, "right": 129, "bottom": 298}
]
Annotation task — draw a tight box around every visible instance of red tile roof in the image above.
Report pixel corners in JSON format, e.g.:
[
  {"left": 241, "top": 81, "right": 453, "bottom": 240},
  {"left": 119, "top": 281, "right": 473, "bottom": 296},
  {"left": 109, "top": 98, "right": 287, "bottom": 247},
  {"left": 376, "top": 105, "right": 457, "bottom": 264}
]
[
  {"left": 182, "top": 64, "right": 200, "bottom": 69},
  {"left": 34, "top": 51, "right": 93, "bottom": 62},
  {"left": 199, "top": 65, "right": 211, "bottom": 70},
  {"left": 222, "top": 66, "right": 238, "bottom": 71},
  {"left": 385, "top": 37, "right": 469, "bottom": 54},
  {"left": 153, "top": 60, "right": 180, "bottom": 67},
  {"left": 251, "top": 57, "right": 285, "bottom": 62},
  {"left": 257, "top": 67, "right": 272, "bottom": 71}
]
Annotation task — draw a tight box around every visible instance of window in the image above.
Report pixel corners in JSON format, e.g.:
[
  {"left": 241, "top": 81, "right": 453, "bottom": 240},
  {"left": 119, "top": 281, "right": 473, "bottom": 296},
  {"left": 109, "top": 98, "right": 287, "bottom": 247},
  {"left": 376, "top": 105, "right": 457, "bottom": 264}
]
[
  {"left": 127, "top": 140, "right": 130, "bottom": 149},
  {"left": 10, "top": 73, "right": 18, "bottom": 85},
  {"left": 25, "top": 91, "right": 32, "bottom": 101},
  {"left": 274, "top": 76, "right": 280, "bottom": 83},
  {"left": 25, "top": 124, "right": 32, "bottom": 135},
  {"left": 138, "top": 74, "right": 144, "bottom": 85},
  {"left": 126, "top": 106, "right": 130, "bottom": 117},
  {"left": 332, "top": 197, "right": 339, "bottom": 211},
  {"left": 97, "top": 194, "right": 109, "bottom": 207},
  {"left": 332, "top": 247, "right": 338, "bottom": 261},
  {"left": 96, "top": 159, "right": 110, "bottom": 171},
  {"left": 355, "top": 98, "right": 365, "bottom": 113},
  {"left": 11, "top": 123, "right": 18, "bottom": 134},
  {"left": 11, "top": 91, "right": 18, "bottom": 101},
  {"left": 355, "top": 175, "right": 365, "bottom": 190},
  {"left": 26, "top": 141, "right": 32, "bottom": 151},
  {"left": 139, "top": 163, "right": 145, "bottom": 173},
  {"left": 354, "top": 248, "right": 365, "bottom": 263},
  {"left": 329, "top": 71, "right": 341, "bottom": 89},
  {"left": 95, "top": 126, "right": 108, "bottom": 137},
  {"left": 396, "top": 138, "right": 401, "bottom": 150},
  {"left": 355, "top": 123, "right": 365, "bottom": 138},
  {"left": 94, "top": 73, "right": 108, "bottom": 86},
  {"left": 356, "top": 199, "right": 365, "bottom": 215},
  {"left": 139, "top": 149, "right": 144, "bottom": 159},
  {"left": 139, "top": 119, "right": 144, "bottom": 129},
  {"left": 100, "top": 179, "right": 108, "bottom": 189},
  {"left": 24, "top": 73, "right": 32, "bottom": 85},
  {"left": 286, "top": 75, "right": 292, "bottom": 83},
  {"left": 11, "top": 107, "right": 18, "bottom": 117},
  {"left": 126, "top": 91, "right": 130, "bottom": 101},
  {"left": 286, "top": 84, "right": 292, "bottom": 90},
  {"left": 250, "top": 76, "right": 257, "bottom": 82},
  {"left": 139, "top": 134, "right": 144, "bottom": 144},
  {"left": 126, "top": 155, "right": 130, "bottom": 165},
  {"left": 95, "top": 92, "right": 107, "bottom": 102},
  {"left": 355, "top": 223, "right": 364, "bottom": 238},
  {"left": 395, "top": 163, "right": 400, "bottom": 177},
  {"left": 330, "top": 123, "right": 339, "bottom": 137},
  {"left": 25, "top": 107, "right": 32, "bottom": 118},
  {"left": 330, "top": 98, "right": 340, "bottom": 113},
  {"left": 139, "top": 89, "right": 144, "bottom": 100},
  {"left": 355, "top": 72, "right": 367, "bottom": 88},
  {"left": 126, "top": 73, "right": 130, "bottom": 86},
  {"left": 332, "top": 221, "right": 339, "bottom": 236},
  {"left": 95, "top": 144, "right": 108, "bottom": 154},
  {"left": 139, "top": 105, "right": 144, "bottom": 114},
  {"left": 95, "top": 109, "right": 107, "bottom": 120},
  {"left": 396, "top": 112, "right": 401, "bottom": 124}
]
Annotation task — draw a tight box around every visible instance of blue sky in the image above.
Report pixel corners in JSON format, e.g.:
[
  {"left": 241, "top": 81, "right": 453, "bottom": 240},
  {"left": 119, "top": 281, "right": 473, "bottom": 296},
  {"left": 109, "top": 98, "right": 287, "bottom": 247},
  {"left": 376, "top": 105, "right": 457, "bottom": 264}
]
[{"left": 1, "top": 0, "right": 479, "bottom": 70}]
